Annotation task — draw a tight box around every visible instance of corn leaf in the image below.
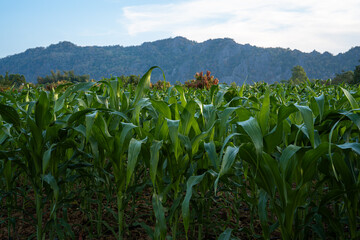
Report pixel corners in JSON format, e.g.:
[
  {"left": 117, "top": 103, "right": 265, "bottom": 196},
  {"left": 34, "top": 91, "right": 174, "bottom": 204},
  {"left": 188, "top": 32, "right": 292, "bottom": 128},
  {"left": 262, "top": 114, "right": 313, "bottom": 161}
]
[
  {"left": 215, "top": 146, "right": 239, "bottom": 193},
  {"left": 341, "top": 87, "right": 359, "bottom": 109},
  {"left": 259, "top": 87, "right": 270, "bottom": 135},
  {"left": 126, "top": 137, "right": 147, "bottom": 188},
  {"left": 150, "top": 140, "right": 163, "bottom": 188},
  {"left": 218, "top": 228, "right": 233, "bottom": 240},
  {"left": 0, "top": 103, "right": 21, "bottom": 128},
  {"left": 237, "top": 117, "right": 263, "bottom": 157},
  {"left": 182, "top": 172, "right": 207, "bottom": 236}
]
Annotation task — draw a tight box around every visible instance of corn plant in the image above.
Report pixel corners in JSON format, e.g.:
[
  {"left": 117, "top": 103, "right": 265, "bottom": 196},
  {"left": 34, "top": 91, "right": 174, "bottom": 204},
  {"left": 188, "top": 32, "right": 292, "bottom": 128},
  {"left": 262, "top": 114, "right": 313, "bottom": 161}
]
[{"left": 1, "top": 68, "right": 359, "bottom": 239}]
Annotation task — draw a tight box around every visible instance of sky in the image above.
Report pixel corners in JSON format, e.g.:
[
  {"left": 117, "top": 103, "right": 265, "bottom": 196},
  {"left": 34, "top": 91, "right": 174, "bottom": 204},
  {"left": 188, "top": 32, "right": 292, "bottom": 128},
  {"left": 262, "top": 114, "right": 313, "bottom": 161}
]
[{"left": 1, "top": 0, "right": 360, "bottom": 58}]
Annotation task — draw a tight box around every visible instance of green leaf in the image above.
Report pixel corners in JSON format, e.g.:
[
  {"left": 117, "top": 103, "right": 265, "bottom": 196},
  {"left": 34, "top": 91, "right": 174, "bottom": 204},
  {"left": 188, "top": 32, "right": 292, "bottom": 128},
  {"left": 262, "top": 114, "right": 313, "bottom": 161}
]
[
  {"left": 180, "top": 100, "right": 197, "bottom": 135},
  {"left": 278, "top": 104, "right": 298, "bottom": 123},
  {"left": 279, "top": 145, "right": 301, "bottom": 181},
  {"left": 295, "top": 104, "right": 315, "bottom": 148},
  {"left": 151, "top": 99, "right": 171, "bottom": 119},
  {"left": 126, "top": 138, "right": 147, "bottom": 188},
  {"left": 133, "top": 66, "right": 164, "bottom": 106},
  {"left": 218, "top": 107, "right": 238, "bottom": 140},
  {"left": 332, "top": 152, "right": 353, "bottom": 188},
  {"left": 219, "top": 133, "right": 241, "bottom": 162},
  {"left": 336, "top": 142, "right": 360, "bottom": 155},
  {"left": 67, "top": 108, "right": 95, "bottom": 124},
  {"left": 70, "top": 81, "right": 96, "bottom": 92},
  {"left": 43, "top": 173, "right": 59, "bottom": 201},
  {"left": 182, "top": 172, "right": 207, "bottom": 236},
  {"left": 35, "top": 91, "right": 51, "bottom": 129},
  {"left": 341, "top": 87, "right": 359, "bottom": 109},
  {"left": 218, "top": 228, "right": 233, "bottom": 240},
  {"left": 131, "top": 98, "right": 151, "bottom": 125},
  {"left": 203, "top": 104, "right": 217, "bottom": 130},
  {"left": 237, "top": 117, "right": 263, "bottom": 157},
  {"left": 119, "top": 122, "right": 138, "bottom": 153},
  {"left": 152, "top": 193, "right": 167, "bottom": 240},
  {"left": 0, "top": 92, "right": 17, "bottom": 104},
  {"left": 262, "top": 152, "right": 286, "bottom": 204},
  {"left": 205, "top": 141, "right": 218, "bottom": 170},
  {"left": 339, "top": 111, "right": 360, "bottom": 130},
  {"left": 175, "top": 85, "right": 187, "bottom": 107},
  {"left": 191, "top": 120, "right": 216, "bottom": 155},
  {"left": 0, "top": 103, "right": 21, "bottom": 128},
  {"left": 302, "top": 142, "right": 329, "bottom": 183},
  {"left": 258, "top": 190, "right": 270, "bottom": 238},
  {"left": 55, "top": 82, "right": 95, "bottom": 112},
  {"left": 329, "top": 120, "right": 341, "bottom": 180},
  {"left": 3, "top": 160, "right": 12, "bottom": 188},
  {"left": 213, "top": 89, "right": 226, "bottom": 108},
  {"left": 85, "top": 111, "right": 97, "bottom": 141},
  {"left": 150, "top": 140, "right": 163, "bottom": 188},
  {"left": 314, "top": 94, "right": 325, "bottom": 122},
  {"left": 27, "top": 117, "right": 43, "bottom": 163},
  {"left": 259, "top": 87, "right": 270, "bottom": 135},
  {"left": 42, "top": 144, "right": 55, "bottom": 174},
  {"left": 179, "top": 134, "right": 192, "bottom": 160},
  {"left": 167, "top": 119, "right": 180, "bottom": 159},
  {"left": 215, "top": 146, "right": 239, "bottom": 193}
]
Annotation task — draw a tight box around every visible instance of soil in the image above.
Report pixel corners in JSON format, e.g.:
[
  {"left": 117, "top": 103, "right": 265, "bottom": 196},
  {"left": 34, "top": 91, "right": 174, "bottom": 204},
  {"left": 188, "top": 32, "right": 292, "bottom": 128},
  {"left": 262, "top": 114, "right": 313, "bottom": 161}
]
[{"left": 1, "top": 185, "right": 278, "bottom": 240}]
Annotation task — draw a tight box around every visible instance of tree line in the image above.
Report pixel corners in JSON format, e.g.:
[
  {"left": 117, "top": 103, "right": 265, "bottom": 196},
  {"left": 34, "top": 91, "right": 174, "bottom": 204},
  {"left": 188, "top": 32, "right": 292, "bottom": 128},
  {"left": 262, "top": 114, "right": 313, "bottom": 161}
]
[
  {"left": 0, "top": 72, "right": 26, "bottom": 87},
  {"left": 37, "top": 70, "right": 90, "bottom": 84},
  {"left": 331, "top": 63, "right": 360, "bottom": 84},
  {"left": 288, "top": 62, "right": 360, "bottom": 85},
  {"left": 1, "top": 63, "right": 360, "bottom": 90}
]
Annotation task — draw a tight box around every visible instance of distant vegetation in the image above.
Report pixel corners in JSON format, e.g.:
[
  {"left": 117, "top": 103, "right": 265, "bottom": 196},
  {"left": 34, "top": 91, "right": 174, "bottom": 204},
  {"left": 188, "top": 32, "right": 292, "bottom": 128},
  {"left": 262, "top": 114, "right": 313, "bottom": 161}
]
[
  {"left": 185, "top": 71, "right": 219, "bottom": 89},
  {"left": 37, "top": 70, "right": 90, "bottom": 84},
  {"left": 0, "top": 72, "right": 26, "bottom": 89},
  {"left": 1, "top": 37, "right": 360, "bottom": 84},
  {"left": 116, "top": 74, "right": 141, "bottom": 87},
  {"left": 289, "top": 65, "right": 309, "bottom": 84},
  {"left": 331, "top": 61, "right": 360, "bottom": 84},
  {"left": 1, "top": 62, "right": 360, "bottom": 92}
]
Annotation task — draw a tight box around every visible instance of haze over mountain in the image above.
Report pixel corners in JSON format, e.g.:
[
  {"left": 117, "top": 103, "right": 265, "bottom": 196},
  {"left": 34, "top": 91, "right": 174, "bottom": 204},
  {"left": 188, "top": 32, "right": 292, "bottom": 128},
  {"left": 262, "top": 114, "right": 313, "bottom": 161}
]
[{"left": 0, "top": 37, "right": 359, "bottom": 84}]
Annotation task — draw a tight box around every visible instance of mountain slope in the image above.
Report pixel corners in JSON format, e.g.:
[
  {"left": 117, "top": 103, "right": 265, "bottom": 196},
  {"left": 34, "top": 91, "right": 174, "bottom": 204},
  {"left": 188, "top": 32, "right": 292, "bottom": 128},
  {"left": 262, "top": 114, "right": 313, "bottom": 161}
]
[{"left": 0, "top": 37, "right": 359, "bottom": 84}]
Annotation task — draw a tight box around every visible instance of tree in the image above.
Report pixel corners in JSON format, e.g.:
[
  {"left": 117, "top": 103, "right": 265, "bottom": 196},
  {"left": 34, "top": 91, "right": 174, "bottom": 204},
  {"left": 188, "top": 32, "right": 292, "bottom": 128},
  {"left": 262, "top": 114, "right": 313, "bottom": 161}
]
[
  {"left": 290, "top": 65, "right": 308, "bottom": 84},
  {"left": 332, "top": 71, "right": 354, "bottom": 84},
  {"left": 5, "top": 71, "right": 9, "bottom": 83},
  {"left": 9, "top": 73, "right": 26, "bottom": 87},
  {"left": 37, "top": 70, "right": 89, "bottom": 84},
  {"left": 354, "top": 64, "right": 360, "bottom": 84}
]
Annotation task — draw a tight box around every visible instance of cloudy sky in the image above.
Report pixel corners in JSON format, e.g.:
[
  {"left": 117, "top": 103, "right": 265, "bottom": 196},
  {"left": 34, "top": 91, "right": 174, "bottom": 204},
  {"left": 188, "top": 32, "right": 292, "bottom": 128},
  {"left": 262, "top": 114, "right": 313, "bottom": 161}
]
[{"left": 1, "top": 0, "right": 359, "bottom": 58}]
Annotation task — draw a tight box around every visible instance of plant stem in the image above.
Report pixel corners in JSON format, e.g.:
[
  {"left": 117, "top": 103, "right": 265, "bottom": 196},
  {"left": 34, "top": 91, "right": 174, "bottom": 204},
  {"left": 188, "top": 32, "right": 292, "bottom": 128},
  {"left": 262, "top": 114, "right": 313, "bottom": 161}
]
[
  {"left": 172, "top": 211, "right": 178, "bottom": 240},
  {"left": 97, "top": 195, "right": 103, "bottom": 236},
  {"left": 7, "top": 195, "right": 12, "bottom": 239},
  {"left": 35, "top": 191, "right": 43, "bottom": 240},
  {"left": 117, "top": 194, "right": 124, "bottom": 240}
]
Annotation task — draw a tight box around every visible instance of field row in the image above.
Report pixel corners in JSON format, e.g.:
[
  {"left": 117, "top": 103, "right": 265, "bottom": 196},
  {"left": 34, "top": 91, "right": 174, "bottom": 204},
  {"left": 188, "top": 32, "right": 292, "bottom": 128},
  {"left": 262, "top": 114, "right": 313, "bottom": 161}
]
[{"left": 1, "top": 68, "right": 359, "bottom": 239}]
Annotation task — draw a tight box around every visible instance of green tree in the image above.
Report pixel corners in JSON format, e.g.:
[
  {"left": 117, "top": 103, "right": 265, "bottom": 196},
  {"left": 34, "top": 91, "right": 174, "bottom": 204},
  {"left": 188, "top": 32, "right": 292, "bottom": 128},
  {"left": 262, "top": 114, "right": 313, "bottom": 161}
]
[
  {"left": 332, "top": 71, "right": 354, "bottom": 84},
  {"left": 37, "top": 70, "right": 89, "bottom": 84},
  {"left": 9, "top": 73, "right": 26, "bottom": 87},
  {"left": 290, "top": 65, "right": 309, "bottom": 84},
  {"left": 354, "top": 64, "right": 360, "bottom": 84},
  {"left": 5, "top": 71, "right": 9, "bottom": 83}
]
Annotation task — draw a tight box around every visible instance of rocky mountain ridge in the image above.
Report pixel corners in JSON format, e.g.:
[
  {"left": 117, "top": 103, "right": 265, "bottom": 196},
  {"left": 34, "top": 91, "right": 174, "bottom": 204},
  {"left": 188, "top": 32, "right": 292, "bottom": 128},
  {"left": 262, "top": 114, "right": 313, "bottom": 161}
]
[{"left": 1, "top": 37, "right": 359, "bottom": 84}]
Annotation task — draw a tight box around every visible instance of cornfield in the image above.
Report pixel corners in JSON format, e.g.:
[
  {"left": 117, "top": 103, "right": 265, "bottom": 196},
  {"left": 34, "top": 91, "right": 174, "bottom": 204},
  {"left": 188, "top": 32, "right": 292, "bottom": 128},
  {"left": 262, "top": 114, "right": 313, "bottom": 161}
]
[{"left": 0, "top": 67, "right": 359, "bottom": 239}]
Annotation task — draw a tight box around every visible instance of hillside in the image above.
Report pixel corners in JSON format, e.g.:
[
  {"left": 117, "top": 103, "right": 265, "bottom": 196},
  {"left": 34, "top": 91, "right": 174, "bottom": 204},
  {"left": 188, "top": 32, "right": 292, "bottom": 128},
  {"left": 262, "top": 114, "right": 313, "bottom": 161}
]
[{"left": 0, "top": 37, "right": 359, "bottom": 84}]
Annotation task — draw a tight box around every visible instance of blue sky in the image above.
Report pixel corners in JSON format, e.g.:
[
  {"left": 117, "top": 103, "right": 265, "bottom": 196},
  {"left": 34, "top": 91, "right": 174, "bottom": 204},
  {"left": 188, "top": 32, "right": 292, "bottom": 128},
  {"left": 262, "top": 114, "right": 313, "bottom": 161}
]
[{"left": 1, "top": 0, "right": 359, "bottom": 58}]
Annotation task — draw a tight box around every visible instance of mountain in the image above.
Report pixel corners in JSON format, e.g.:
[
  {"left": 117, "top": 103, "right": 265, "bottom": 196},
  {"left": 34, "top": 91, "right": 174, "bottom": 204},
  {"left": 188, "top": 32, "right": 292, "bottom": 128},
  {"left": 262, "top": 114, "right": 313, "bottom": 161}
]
[{"left": 0, "top": 37, "right": 359, "bottom": 84}]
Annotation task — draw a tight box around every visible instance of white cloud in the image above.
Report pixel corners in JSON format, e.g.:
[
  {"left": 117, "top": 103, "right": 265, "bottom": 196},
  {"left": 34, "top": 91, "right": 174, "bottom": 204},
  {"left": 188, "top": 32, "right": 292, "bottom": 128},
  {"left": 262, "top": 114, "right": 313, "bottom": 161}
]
[{"left": 122, "top": 0, "right": 360, "bottom": 54}]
